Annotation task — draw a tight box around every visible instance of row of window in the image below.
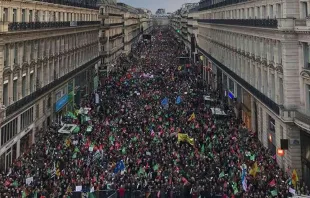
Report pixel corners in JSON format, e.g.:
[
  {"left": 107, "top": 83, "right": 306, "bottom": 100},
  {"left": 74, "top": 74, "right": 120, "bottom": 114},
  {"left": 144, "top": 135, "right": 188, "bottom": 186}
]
[
  {"left": 201, "top": 38, "right": 284, "bottom": 104},
  {"left": 100, "top": 6, "right": 123, "bottom": 15},
  {"left": 2, "top": 45, "right": 98, "bottom": 106},
  {"left": 20, "top": 107, "right": 34, "bottom": 132},
  {"left": 201, "top": 3, "right": 283, "bottom": 20},
  {"left": 201, "top": 28, "right": 282, "bottom": 64},
  {"left": 3, "top": 31, "right": 98, "bottom": 67},
  {"left": 1, "top": 7, "right": 98, "bottom": 23},
  {"left": 0, "top": 118, "right": 18, "bottom": 146}
]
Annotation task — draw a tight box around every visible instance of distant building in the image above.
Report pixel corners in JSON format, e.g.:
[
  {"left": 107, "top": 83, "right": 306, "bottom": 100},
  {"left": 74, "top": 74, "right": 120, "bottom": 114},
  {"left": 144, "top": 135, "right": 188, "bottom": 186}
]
[{"left": 156, "top": 9, "right": 166, "bottom": 15}]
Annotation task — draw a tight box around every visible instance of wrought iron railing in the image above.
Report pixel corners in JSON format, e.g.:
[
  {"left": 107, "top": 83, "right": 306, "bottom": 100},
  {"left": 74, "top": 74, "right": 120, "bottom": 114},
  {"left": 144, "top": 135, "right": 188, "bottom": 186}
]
[
  {"left": 110, "top": 33, "right": 124, "bottom": 40},
  {"left": 197, "top": 19, "right": 278, "bottom": 28},
  {"left": 109, "top": 13, "right": 123, "bottom": 17},
  {"left": 110, "top": 22, "right": 124, "bottom": 27},
  {"left": 197, "top": 46, "right": 280, "bottom": 115},
  {"left": 8, "top": 21, "right": 100, "bottom": 31},
  {"left": 32, "top": 0, "right": 98, "bottom": 9},
  {"left": 198, "top": 0, "right": 250, "bottom": 11},
  {"left": 5, "top": 56, "right": 101, "bottom": 117}
]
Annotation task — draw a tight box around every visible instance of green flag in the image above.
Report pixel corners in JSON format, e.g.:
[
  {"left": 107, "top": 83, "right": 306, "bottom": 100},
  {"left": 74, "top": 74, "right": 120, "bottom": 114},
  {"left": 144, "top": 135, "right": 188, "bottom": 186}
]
[
  {"left": 22, "top": 191, "right": 27, "bottom": 198},
  {"left": 201, "top": 144, "right": 205, "bottom": 154},
  {"left": 34, "top": 192, "right": 38, "bottom": 198},
  {"left": 232, "top": 182, "right": 238, "bottom": 195},
  {"left": 219, "top": 171, "right": 225, "bottom": 178},
  {"left": 122, "top": 147, "right": 126, "bottom": 155},
  {"left": 74, "top": 147, "right": 80, "bottom": 153},
  {"left": 250, "top": 154, "right": 255, "bottom": 161},
  {"left": 73, "top": 126, "right": 80, "bottom": 134},
  {"left": 12, "top": 181, "right": 18, "bottom": 187},
  {"left": 138, "top": 167, "right": 145, "bottom": 176},
  {"left": 153, "top": 164, "right": 159, "bottom": 171},
  {"left": 72, "top": 153, "right": 77, "bottom": 159},
  {"left": 271, "top": 190, "right": 278, "bottom": 196}
]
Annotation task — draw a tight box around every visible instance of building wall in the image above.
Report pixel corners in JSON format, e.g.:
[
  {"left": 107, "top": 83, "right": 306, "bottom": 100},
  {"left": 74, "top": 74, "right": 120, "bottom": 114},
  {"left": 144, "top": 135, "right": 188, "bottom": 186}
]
[
  {"left": 171, "top": 0, "right": 310, "bottom": 180},
  {"left": 0, "top": 0, "right": 100, "bottom": 172}
]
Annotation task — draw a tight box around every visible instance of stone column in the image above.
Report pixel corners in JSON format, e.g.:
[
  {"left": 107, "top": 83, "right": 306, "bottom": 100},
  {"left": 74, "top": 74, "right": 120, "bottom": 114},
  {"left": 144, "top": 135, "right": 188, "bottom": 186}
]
[{"left": 283, "top": 125, "right": 302, "bottom": 179}]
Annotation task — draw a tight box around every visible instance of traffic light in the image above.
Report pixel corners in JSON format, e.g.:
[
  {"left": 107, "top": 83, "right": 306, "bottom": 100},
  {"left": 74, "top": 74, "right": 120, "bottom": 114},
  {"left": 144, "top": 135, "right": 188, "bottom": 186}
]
[{"left": 177, "top": 29, "right": 180, "bottom": 33}]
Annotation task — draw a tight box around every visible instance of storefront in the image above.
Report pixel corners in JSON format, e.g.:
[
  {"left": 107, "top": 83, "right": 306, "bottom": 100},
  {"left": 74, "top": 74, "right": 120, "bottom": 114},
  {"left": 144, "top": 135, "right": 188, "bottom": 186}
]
[
  {"left": 242, "top": 89, "right": 252, "bottom": 129},
  {"left": 301, "top": 129, "right": 310, "bottom": 186},
  {"left": 20, "top": 129, "right": 33, "bottom": 155},
  {"left": 227, "top": 78, "right": 236, "bottom": 105},
  {"left": 0, "top": 142, "right": 16, "bottom": 172},
  {"left": 55, "top": 80, "right": 74, "bottom": 123},
  {"left": 0, "top": 122, "right": 34, "bottom": 172},
  {"left": 267, "top": 115, "right": 277, "bottom": 155}
]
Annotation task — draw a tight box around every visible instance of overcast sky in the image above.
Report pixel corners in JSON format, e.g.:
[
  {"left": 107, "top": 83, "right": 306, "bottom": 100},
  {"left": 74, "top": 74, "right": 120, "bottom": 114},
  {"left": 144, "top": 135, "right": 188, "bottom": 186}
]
[{"left": 119, "top": 0, "right": 199, "bottom": 14}]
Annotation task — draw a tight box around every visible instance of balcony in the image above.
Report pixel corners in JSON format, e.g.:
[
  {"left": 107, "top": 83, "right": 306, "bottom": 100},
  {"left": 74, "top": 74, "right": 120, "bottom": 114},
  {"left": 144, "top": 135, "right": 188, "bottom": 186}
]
[
  {"left": 294, "top": 111, "right": 310, "bottom": 130},
  {"left": 110, "top": 22, "right": 124, "bottom": 27},
  {"left": 198, "top": 0, "right": 250, "bottom": 11},
  {"left": 197, "top": 19, "right": 278, "bottom": 28},
  {"left": 6, "top": 21, "right": 100, "bottom": 32},
  {"left": 109, "top": 13, "right": 123, "bottom": 17},
  {"left": 5, "top": 56, "right": 101, "bottom": 117},
  {"left": 110, "top": 33, "right": 124, "bottom": 40},
  {"left": 32, "top": 0, "right": 98, "bottom": 9}
]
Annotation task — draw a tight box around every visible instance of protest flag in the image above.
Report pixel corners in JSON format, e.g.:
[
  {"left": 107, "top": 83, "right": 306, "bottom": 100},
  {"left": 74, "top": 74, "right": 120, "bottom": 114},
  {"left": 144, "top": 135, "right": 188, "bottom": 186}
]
[
  {"left": 292, "top": 169, "right": 299, "bottom": 188},
  {"left": 176, "top": 96, "right": 181, "bottom": 104},
  {"left": 188, "top": 113, "right": 196, "bottom": 121},
  {"left": 249, "top": 162, "right": 258, "bottom": 177}
]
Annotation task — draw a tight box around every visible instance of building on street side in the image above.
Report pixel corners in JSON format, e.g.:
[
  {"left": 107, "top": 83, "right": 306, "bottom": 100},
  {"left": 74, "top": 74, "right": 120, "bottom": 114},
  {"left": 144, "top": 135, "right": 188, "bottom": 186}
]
[{"left": 171, "top": 0, "right": 310, "bottom": 186}]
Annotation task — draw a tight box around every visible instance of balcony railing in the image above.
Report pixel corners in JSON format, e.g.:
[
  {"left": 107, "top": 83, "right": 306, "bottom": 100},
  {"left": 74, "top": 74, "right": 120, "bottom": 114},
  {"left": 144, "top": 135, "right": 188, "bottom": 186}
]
[
  {"left": 197, "top": 19, "right": 278, "bottom": 28},
  {"left": 295, "top": 111, "right": 310, "bottom": 127},
  {"left": 110, "top": 33, "right": 124, "bottom": 40},
  {"left": 5, "top": 56, "right": 101, "bottom": 117},
  {"left": 198, "top": 0, "right": 250, "bottom": 11},
  {"left": 32, "top": 0, "right": 98, "bottom": 9},
  {"left": 109, "top": 13, "right": 123, "bottom": 17},
  {"left": 7, "top": 21, "right": 100, "bottom": 31},
  {"left": 110, "top": 22, "right": 124, "bottom": 27}
]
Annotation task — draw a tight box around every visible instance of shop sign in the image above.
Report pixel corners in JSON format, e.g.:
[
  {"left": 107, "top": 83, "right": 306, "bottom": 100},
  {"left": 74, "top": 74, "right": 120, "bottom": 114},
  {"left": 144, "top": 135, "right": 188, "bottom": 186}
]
[{"left": 55, "top": 94, "right": 69, "bottom": 112}]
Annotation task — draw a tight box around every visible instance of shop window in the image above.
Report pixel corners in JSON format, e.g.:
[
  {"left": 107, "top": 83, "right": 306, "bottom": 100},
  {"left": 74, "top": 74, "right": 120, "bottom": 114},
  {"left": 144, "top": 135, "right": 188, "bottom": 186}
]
[
  {"left": 20, "top": 107, "right": 34, "bottom": 131},
  {"left": 229, "top": 78, "right": 234, "bottom": 93},
  {"left": 0, "top": 118, "right": 18, "bottom": 146},
  {"left": 269, "top": 115, "right": 275, "bottom": 132}
]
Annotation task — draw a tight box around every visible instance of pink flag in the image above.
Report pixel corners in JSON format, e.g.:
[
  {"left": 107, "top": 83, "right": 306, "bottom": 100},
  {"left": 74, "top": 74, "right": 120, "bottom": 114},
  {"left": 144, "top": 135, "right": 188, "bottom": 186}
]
[
  {"left": 181, "top": 177, "right": 189, "bottom": 185},
  {"left": 269, "top": 179, "right": 276, "bottom": 187}
]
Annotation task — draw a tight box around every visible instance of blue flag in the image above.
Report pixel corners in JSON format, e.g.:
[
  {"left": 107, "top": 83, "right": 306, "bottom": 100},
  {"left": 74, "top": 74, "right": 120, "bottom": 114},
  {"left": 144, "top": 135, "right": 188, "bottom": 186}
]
[
  {"left": 176, "top": 96, "right": 181, "bottom": 104},
  {"left": 113, "top": 160, "right": 125, "bottom": 173},
  {"left": 161, "top": 97, "right": 168, "bottom": 106}
]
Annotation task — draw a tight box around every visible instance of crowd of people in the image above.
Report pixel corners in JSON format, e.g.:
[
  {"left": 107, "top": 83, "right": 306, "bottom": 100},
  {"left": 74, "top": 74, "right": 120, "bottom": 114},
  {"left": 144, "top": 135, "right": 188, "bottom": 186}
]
[{"left": 0, "top": 27, "right": 308, "bottom": 198}]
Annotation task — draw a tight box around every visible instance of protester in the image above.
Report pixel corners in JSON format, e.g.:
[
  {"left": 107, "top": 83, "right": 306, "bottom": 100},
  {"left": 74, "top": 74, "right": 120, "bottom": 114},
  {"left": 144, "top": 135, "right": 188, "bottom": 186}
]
[{"left": 0, "top": 27, "right": 307, "bottom": 198}]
